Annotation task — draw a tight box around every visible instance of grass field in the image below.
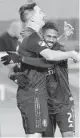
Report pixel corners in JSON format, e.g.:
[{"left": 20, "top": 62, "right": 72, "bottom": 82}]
[{"left": 0, "top": 59, "right": 79, "bottom": 137}]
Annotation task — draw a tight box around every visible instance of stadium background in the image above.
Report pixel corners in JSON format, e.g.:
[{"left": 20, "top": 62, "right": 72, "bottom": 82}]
[{"left": 0, "top": 0, "right": 79, "bottom": 137}]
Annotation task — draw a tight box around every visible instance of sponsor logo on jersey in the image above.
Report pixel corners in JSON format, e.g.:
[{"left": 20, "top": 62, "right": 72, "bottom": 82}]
[
  {"left": 42, "top": 119, "right": 47, "bottom": 127},
  {"left": 38, "top": 41, "right": 46, "bottom": 47}
]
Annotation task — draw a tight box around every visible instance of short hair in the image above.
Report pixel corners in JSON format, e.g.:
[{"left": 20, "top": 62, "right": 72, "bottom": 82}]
[
  {"left": 42, "top": 21, "right": 58, "bottom": 32},
  {"left": 19, "top": 2, "right": 36, "bottom": 22}
]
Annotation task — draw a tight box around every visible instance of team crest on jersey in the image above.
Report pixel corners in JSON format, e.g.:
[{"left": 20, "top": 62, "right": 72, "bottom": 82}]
[
  {"left": 38, "top": 41, "right": 46, "bottom": 47},
  {"left": 42, "top": 119, "right": 47, "bottom": 127}
]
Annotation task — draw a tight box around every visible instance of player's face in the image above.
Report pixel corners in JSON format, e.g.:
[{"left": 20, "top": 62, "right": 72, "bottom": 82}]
[
  {"left": 33, "top": 6, "right": 45, "bottom": 27},
  {"left": 43, "top": 29, "right": 58, "bottom": 48},
  {"left": 23, "top": 10, "right": 29, "bottom": 22}
]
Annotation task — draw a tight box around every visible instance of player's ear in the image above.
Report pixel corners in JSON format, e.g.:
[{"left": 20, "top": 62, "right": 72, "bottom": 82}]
[
  {"left": 30, "top": 10, "right": 36, "bottom": 22},
  {"left": 30, "top": 15, "right": 35, "bottom": 22}
]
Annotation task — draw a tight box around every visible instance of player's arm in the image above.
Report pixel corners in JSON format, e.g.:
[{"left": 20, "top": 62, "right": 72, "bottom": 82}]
[
  {"left": 40, "top": 49, "right": 79, "bottom": 61},
  {"left": 18, "top": 33, "right": 79, "bottom": 62},
  {"left": 1, "top": 52, "right": 22, "bottom": 65},
  {"left": 40, "top": 43, "right": 78, "bottom": 62}
]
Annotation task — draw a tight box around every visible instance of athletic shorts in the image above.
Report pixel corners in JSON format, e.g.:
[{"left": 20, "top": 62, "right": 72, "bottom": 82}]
[
  {"left": 43, "top": 100, "right": 75, "bottom": 137},
  {"left": 17, "top": 70, "right": 49, "bottom": 134}
]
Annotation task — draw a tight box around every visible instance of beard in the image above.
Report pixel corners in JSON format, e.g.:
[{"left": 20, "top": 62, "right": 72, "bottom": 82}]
[{"left": 47, "top": 42, "right": 54, "bottom": 48}]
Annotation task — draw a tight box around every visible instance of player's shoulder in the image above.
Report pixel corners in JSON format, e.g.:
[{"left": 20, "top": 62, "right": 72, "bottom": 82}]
[{"left": 29, "top": 31, "right": 40, "bottom": 41}]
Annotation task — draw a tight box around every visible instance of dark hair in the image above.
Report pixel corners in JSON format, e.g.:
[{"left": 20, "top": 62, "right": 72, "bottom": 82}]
[
  {"left": 42, "top": 21, "right": 58, "bottom": 32},
  {"left": 19, "top": 2, "right": 36, "bottom": 22}
]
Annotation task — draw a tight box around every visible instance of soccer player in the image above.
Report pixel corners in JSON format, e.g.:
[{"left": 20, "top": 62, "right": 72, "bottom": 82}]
[{"left": 42, "top": 21, "right": 77, "bottom": 137}]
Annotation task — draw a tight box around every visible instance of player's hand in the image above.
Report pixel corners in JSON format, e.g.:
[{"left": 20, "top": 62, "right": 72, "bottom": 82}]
[
  {"left": 8, "top": 63, "right": 28, "bottom": 88},
  {"left": 71, "top": 51, "right": 79, "bottom": 62},
  {"left": 8, "top": 63, "right": 21, "bottom": 83},
  {"left": 1, "top": 54, "right": 11, "bottom": 65},
  {"left": 1, "top": 52, "right": 22, "bottom": 65},
  {"left": 64, "top": 21, "right": 74, "bottom": 38}
]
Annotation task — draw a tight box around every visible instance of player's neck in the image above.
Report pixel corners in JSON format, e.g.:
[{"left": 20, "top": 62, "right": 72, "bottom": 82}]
[{"left": 26, "top": 21, "right": 41, "bottom": 32}]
